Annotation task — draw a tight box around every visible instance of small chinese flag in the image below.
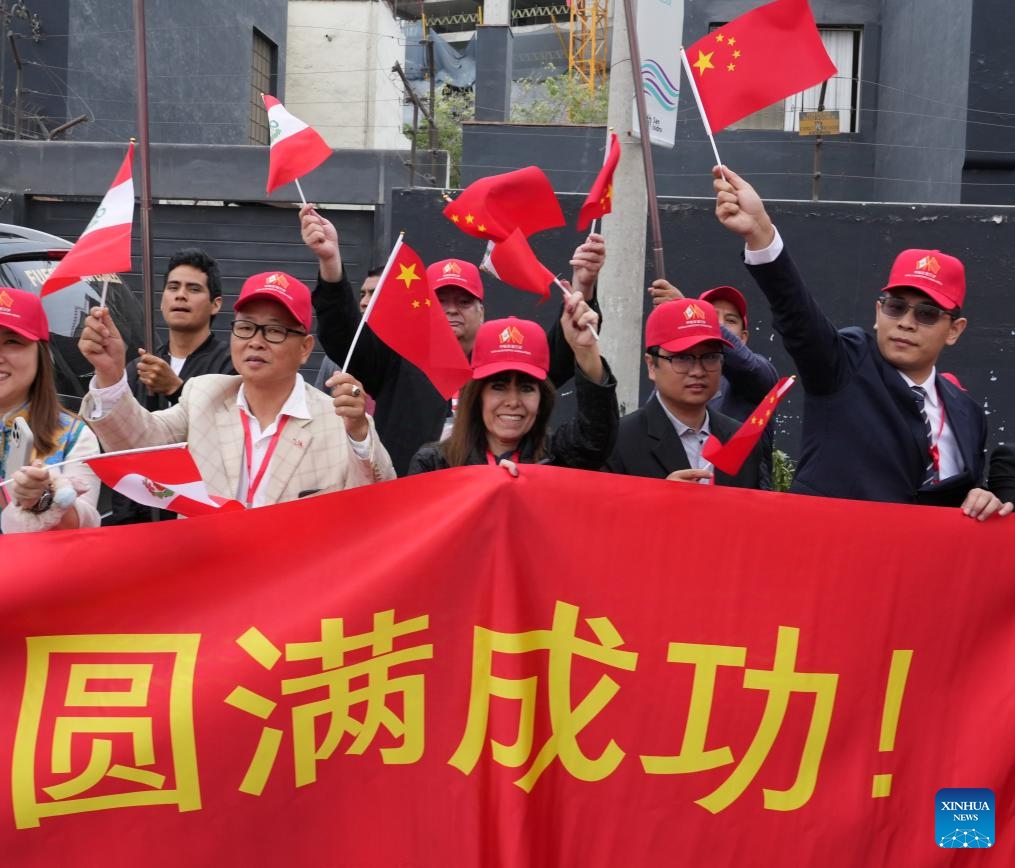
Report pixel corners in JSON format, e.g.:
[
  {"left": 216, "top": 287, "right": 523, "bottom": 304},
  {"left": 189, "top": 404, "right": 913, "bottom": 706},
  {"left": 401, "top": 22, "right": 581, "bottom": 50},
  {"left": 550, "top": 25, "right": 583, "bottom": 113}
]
[
  {"left": 577, "top": 132, "right": 621, "bottom": 231},
  {"left": 84, "top": 445, "right": 245, "bottom": 517},
  {"left": 684, "top": 0, "right": 835, "bottom": 134},
  {"left": 479, "top": 229, "right": 555, "bottom": 299},
  {"left": 443, "top": 166, "right": 564, "bottom": 242},
  {"left": 42, "top": 142, "right": 135, "bottom": 297},
  {"left": 702, "top": 376, "right": 796, "bottom": 474},
  {"left": 366, "top": 240, "right": 472, "bottom": 399},
  {"left": 262, "top": 94, "right": 333, "bottom": 194}
]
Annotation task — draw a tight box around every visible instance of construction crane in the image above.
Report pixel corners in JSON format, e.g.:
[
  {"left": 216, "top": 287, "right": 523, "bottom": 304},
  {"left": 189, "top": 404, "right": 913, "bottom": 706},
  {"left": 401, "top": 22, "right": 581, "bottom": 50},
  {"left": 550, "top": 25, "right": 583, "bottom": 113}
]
[{"left": 568, "top": 0, "right": 609, "bottom": 94}]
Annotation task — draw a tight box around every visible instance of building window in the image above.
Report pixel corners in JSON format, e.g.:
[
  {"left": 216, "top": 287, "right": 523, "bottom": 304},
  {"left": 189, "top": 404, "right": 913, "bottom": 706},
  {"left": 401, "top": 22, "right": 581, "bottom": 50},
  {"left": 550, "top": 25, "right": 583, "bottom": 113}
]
[
  {"left": 730, "top": 28, "right": 861, "bottom": 133},
  {"left": 250, "top": 29, "right": 278, "bottom": 145}
]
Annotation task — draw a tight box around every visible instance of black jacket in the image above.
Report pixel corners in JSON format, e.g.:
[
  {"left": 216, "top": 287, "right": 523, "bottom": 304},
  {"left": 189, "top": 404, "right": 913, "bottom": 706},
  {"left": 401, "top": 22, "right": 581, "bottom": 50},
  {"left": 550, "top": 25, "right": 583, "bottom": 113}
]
[
  {"left": 604, "top": 394, "right": 763, "bottom": 488},
  {"left": 988, "top": 445, "right": 1015, "bottom": 503},
  {"left": 746, "top": 248, "right": 986, "bottom": 505},
  {"left": 313, "top": 272, "right": 600, "bottom": 475},
  {"left": 407, "top": 361, "right": 618, "bottom": 474}
]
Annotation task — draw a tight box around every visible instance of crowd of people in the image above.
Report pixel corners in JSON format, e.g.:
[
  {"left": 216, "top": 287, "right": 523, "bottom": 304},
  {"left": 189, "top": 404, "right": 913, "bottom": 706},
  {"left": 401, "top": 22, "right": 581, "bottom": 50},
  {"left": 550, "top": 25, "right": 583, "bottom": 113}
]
[{"left": 2, "top": 165, "right": 1013, "bottom": 534}]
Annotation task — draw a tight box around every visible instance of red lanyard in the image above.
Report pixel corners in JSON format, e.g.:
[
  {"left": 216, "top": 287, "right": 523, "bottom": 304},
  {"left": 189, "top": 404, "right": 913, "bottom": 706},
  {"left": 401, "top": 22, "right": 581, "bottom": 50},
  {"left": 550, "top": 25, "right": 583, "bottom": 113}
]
[
  {"left": 239, "top": 410, "right": 288, "bottom": 507},
  {"left": 929, "top": 402, "right": 946, "bottom": 472},
  {"left": 486, "top": 449, "right": 520, "bottom": 466}
]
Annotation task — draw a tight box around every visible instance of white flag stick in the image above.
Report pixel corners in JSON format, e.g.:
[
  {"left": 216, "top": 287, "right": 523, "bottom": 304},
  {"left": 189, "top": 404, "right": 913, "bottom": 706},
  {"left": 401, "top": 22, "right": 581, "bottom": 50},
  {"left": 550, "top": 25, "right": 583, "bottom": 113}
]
[
  {"left": 294, "top": 178, "right": 308, "bottom": 207},
  {"left": 679, "top": 48, "right": 727, "bottom": 182},
  {"left": 341, "top": 232, "right": 405, "bottom": 374},
  {"left": 0, "top": 442, "right": 188, "bottom": 489},
  {"left": 99, "top": 277, "right": 110, "bottom": 309}
]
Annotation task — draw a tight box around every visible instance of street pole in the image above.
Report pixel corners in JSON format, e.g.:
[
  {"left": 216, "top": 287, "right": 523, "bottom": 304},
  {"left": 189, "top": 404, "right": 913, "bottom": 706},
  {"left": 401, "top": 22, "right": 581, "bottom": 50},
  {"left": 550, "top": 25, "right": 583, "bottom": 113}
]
[{"left": 132, "top": 0, "right": 155, "bottom": 353}]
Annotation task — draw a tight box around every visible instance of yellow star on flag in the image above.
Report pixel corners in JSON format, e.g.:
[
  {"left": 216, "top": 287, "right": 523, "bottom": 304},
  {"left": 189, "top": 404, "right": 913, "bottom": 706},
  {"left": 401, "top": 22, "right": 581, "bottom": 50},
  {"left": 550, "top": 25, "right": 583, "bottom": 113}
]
[
  {"left": 727, "top": 63, "right": 736, "bottom": 72},
  {"left": 465, "top": 214, "right": 475, "bottom": 225},
  {"left": 478, "top": 224, "right": 487, "bottom": 233},
  {"left": 727, "top": 37, "right": 736, "bottom": 47},
  {"left": 451, "top": 214, "right": 460, "bottom": 223},
  {"left": 411, "top": 299, "right": 421, "bottom": 309},
  {"left": 715, "top": 32, "right": 725, "bottom": 43},
  {"left": 425, "top": 298, "right": 431, "bottom": 307},
  {"left": 733, "top": 49, "right": 741, "bottom": 59},
  {"left": 397, "top": 263, "right": 421, "bottom": 288},
  {"left": 693, "top": 50, "right": 715, "bottom": 75}
]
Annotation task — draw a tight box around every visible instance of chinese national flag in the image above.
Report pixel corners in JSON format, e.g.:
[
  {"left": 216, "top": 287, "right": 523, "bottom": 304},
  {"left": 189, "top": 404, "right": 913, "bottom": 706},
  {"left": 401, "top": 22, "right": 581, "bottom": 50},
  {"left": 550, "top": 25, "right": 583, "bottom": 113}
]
[
  {"left": 262, "top": 94, "right": 333, "bottom": 194},
  {"left": 366, "top": 240, "right": 472, "bottom": 399},
  {"left": 702, "top": 376, "right": 796, "bottom": 474},
  {"left": 479, "top": 229, "right": 555, "bottom": 299},
  {"left": 577, "top": 132, "right": 621, "bottom": 231},
  {"left": 83, "top": 446, "right": 245, "bottom": 517},
  {"left": 41, "top": 142, "right": 134, "bottom": 297},
  {"left": 443, "top": 166, "right": 564, "bottom": 242},
  {"left": 684, "top": 0, "right": 835, "bottom": 134}
]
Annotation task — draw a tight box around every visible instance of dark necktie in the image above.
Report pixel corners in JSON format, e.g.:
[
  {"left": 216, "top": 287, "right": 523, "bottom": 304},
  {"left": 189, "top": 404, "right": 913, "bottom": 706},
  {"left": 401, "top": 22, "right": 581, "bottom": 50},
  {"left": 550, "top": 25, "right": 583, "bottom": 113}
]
[{"left": 911, "top": 386, "right": 938, "bottom": 486}]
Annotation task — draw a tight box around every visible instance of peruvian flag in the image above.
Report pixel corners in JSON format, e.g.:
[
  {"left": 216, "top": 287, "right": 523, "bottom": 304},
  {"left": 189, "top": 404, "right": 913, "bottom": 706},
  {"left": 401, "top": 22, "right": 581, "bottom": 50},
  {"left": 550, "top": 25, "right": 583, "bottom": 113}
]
[
  {"left": 41, "top": 142, "right": 135, "bottom": 297},
  {"left": 702, "top": 376, "right": 796, "bottom": 475},
  {"left": 262, "top": 94, "right": 333, "bottom": 194},
  {"left": 83, "top": 445, "right": 245, "bottom": 518},
  {"left": 480, "top": 229, "right": 555, "bottom": 298}
]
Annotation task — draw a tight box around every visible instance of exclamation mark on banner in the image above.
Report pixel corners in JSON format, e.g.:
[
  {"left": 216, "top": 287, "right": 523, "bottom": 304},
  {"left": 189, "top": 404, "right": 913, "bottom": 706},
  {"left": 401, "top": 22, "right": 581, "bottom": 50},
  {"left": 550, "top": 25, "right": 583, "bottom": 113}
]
[{"left": 872, "top": 649, "right": 913, "bottom": 798}]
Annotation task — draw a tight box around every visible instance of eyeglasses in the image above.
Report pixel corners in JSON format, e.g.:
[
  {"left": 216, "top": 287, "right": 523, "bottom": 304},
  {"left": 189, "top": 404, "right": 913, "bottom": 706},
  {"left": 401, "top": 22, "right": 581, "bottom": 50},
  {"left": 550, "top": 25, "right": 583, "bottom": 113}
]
[
  {"left": 231, "top": 320, "right": 307, "bottom": 343},
  {"left": 878, "top": 296, "right": 955, "bottom": 327},
  {"left": 650, "top": 351, "right": 724, "bottom": 373}
]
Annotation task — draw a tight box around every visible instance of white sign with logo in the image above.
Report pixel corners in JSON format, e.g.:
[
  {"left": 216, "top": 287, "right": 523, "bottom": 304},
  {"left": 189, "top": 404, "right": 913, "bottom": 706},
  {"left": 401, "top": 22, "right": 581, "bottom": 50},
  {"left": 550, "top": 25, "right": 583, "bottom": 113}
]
[{"left": 632, "top": 0, "right": 684, "bottom": 148}]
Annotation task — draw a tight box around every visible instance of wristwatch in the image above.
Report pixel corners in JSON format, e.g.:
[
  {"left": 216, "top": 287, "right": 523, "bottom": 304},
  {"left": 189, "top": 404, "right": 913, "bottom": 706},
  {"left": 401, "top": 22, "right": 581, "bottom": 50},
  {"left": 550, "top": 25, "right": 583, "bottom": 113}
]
[{"left": 29, "top": 488, "right": 54, "bottom": 514}]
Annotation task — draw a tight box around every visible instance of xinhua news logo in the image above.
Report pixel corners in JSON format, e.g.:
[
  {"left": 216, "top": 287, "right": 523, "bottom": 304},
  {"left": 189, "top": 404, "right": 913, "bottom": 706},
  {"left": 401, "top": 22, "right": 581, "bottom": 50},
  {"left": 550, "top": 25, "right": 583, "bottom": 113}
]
[{"left": 936, "top": 788, "right": 994, "bottom": 848}]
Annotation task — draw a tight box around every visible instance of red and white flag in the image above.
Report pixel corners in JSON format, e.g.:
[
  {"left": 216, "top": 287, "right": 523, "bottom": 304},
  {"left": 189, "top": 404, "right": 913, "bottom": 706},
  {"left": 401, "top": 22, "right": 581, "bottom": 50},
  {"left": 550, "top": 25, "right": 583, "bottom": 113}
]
[
  {"left": 702, "top": 376, "right": 796, "bottom": 475},
  {"left": 480, "top": 229, "right": 555, "bottom": 298},
  {"left": 262, "top": 94, "right": 333, "bottom": 194},
  {"left": 83, "top": 445, "right": 244, "bottom": 518},
  {"left": 41, "top": 142, "right": 135, "bottom": 297}
]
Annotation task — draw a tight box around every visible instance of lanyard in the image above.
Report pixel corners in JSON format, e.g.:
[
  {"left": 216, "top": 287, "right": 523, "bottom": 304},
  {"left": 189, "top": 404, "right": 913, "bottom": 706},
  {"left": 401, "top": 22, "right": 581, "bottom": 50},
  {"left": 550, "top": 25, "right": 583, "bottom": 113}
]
[
  {"left": 239, "top": 410, "right": 289, "bottom": 507},
  {"left": 486, "top": 449, "right": 520, "bottom": 466},
  {"left": 929, "top": 402, "right": 947, "bottom": 473}
]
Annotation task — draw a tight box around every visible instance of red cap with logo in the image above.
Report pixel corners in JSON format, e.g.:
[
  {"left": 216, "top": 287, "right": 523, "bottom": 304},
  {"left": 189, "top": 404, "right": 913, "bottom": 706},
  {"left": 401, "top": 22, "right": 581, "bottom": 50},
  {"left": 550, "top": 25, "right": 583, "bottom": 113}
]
[
  {"left": 882, "top": 249, "right": 965, "bottom": 310},
  {"left": 427, "top": 258, "right": 484, "bottom": 301},
  {"left": 699, "top": 285, "right": 749, "bottom": 330},
  {"left": 645, "top": 299, "right": 733, "bottom": 353},
  {"left": 235, "top": 271, "right": 312, "bottom": 331},
  {"left": 0, "top": 287, "right": 49, "bottom": 341},
  {"left": 471, "top": 317, "right": 549, "bottom": 381}
]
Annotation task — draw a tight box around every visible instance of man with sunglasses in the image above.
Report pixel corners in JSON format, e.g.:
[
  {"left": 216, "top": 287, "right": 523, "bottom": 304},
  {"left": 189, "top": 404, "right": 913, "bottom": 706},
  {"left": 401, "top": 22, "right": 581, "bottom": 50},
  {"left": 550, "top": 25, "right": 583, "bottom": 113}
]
[
  {"left": 712, "top": 165, "right": 1010, "bottom": 518},
  {"left": 78, "top": 271, "right": 395, "bottom": 507},
  {"left": 605, "top": 298, "right": 763, "bottom": 487}
]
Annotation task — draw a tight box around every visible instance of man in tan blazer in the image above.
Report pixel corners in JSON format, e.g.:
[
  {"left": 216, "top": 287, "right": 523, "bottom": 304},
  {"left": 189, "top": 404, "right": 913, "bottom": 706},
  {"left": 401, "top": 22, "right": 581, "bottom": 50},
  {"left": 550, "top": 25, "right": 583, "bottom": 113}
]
[{"left": 79, "top": 271, "right": 395, "bottom": 508}]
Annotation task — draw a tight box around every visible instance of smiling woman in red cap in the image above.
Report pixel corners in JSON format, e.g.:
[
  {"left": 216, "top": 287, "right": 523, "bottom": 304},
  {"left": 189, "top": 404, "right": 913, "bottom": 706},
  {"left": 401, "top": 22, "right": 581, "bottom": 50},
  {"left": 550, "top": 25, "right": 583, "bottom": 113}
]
[
  {"left": 0, "top": 288, "right": 101, "bottom": 533},
  {"left": 407, "top": 290, "right": 617, "bottom": 475}
]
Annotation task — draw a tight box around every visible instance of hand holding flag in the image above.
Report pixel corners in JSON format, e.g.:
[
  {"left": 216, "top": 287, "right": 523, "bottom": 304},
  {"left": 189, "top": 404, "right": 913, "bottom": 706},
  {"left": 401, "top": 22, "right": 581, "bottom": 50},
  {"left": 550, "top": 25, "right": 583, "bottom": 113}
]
[
  {"left": 262, "top": 94, "right": 333, "bottom": 198},
  {"left": 683, "top": 0, "right": 835, "bottom": 134},
  {"left": 41, "top": 142, "right": 135, "bottom": 298},
  {"left": 702, "top": 376, "right": 796, "bottom": 475}
]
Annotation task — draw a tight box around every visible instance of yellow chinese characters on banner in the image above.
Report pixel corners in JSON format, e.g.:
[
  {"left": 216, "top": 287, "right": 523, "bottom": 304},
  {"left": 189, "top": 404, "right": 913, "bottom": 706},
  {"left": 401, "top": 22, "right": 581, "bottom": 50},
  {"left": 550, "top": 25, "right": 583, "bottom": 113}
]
[
  {"left": 225, "top": 609, "right": 433, "bottom": 795},
  {"left": 11, "top": 634, "right": 201, "bottom": 829}
]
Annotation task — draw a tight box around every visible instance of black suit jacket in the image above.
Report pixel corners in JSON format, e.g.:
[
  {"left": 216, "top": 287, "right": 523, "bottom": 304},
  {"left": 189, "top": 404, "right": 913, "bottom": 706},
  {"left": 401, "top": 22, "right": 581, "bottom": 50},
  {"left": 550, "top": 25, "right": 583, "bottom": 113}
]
[
  {"left": 746, "top": 248, "right": 986, "bottom": 505},
  {"left": 604, "top": 395, "right": 762, "bottom": 488}
]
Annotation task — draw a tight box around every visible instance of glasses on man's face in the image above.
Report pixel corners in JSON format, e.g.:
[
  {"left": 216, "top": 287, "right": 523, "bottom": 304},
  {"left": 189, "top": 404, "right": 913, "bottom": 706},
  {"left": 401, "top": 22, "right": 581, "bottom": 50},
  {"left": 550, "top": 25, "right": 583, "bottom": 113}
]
[
  {"left": 231, "top": 320, "right": 307, "bottom": 344},
  {"left": 651, "top": 351, "right": 724, "bottom": 374},
  {"left": 878, "top": 296, "right": 954, "bottom": 327}
]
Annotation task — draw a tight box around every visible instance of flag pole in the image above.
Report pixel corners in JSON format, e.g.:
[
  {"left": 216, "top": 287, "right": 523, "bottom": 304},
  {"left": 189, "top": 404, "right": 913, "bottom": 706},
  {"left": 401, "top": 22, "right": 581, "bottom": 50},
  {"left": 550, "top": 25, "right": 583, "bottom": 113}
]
[
  {"left": 294, "top": 178, "right": 308, "bottom": 207},
  {"left": 553, "top": 277, "right": 600, "bottom": 342},
  {"left": 131, "top": 2, "right": 156, "bottom": 353},
  {"left": 679, "top": 48, "right": 727, "bottom": 182},
  {"left": 99, "top": 277, "right": 109, "bottom": 310},
  {"left": 0, "top": 443, "right": 188, "bottom": 489},
  {"left": 620, "top": 0, "right": 665, "bottom": 281},
  {"left": 341, "top": 232, "right": 405, "bottom": 374}
]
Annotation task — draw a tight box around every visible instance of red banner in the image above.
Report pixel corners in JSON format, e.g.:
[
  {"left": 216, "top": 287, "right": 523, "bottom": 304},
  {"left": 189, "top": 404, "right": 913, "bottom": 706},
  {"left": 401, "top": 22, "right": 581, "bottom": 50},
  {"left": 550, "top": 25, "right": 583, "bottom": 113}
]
[{"left": 1, "top": 467, "right": 1012, "bottom": 866}]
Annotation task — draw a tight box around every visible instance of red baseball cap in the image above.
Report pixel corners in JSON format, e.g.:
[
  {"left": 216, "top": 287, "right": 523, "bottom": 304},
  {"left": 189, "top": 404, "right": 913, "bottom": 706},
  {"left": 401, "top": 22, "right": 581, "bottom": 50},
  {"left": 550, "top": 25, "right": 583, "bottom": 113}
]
[
  {"left": 235, "top": 271, "right": 312, "bottom": 331},
  {"left": 645, "top": 299, "right": 733, "bottom": 353},
  {"left": 0, "top": 287, "right": 49, "bottom": 341},
  {"left": 882, "top": 249, "right": 965, "bottom": 310},
  {"left": 471, "top": 317, "right": 549, "bottom": 381},
  {"left": 427, "top": 259, "right": 484, "bottom": 301},
  {"left": 699, "top": 285, "right": 748, "bottom": 330}
]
